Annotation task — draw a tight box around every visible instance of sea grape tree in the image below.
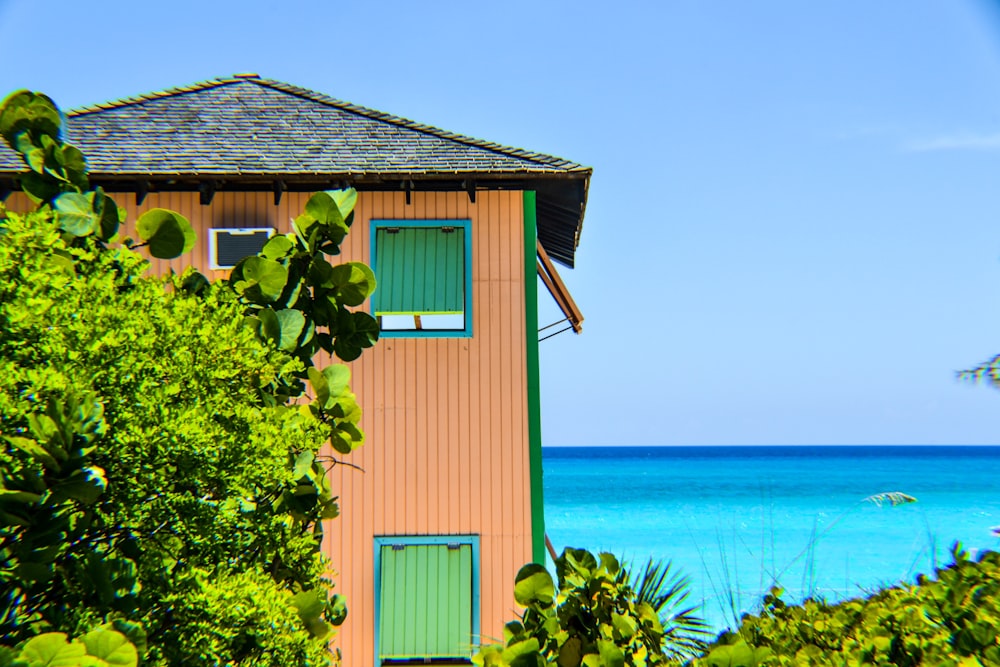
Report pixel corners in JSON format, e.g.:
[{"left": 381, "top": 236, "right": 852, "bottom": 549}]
[{"left": 0, "top": 89, "right": 376, "bottom": 665}]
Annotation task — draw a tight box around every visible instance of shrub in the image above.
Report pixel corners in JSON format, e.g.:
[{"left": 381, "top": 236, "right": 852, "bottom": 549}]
[
  {"left": 475, "top": 548, "right": 708, "bottom": 667},
  {"left": 1, "top": 88, "right": 375, "bottom": 664},
  {"left": 693, "top": 544, "right": 1000, "bottom": 667}
]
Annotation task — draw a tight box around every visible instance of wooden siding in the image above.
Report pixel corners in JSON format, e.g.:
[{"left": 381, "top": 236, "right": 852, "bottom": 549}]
[{"left": 5, "top": 189, "right": 532, "bottom": 666}]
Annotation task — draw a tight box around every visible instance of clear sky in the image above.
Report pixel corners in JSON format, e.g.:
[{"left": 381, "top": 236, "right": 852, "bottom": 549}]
[{"left": 3, "top": 0, "right": 1000, "bottom": 445}]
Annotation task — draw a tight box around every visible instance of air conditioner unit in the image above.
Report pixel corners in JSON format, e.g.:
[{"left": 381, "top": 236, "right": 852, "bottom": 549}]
[{"left": 208, "top": 227, "right": 275, "bottom": 270}]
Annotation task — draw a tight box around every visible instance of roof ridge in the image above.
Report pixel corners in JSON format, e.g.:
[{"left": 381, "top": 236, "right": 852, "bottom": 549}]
[
  {"left": 253, "top": 78, "right": 588, "bottom": 172},
  {"left": 67, "top": 75, "right": 588, "bottom": 173},
  {"left": 68, "top": 77, "right": 240, "bottom": 115}
]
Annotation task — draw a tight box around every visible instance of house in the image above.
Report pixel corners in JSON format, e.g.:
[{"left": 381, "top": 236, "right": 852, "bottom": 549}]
[{"left": 0, "top": 75, "right": 589, "bottom": 666}]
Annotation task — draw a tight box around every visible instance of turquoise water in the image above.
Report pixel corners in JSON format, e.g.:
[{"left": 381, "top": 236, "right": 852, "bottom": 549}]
[{"left": 542, "top": 446, "right": 1000, "bottom": 632}]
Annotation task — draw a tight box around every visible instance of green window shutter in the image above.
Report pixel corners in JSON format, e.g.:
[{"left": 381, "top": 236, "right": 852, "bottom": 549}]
[
  {"left": 379, "top": 543, "right": 473, "bottom": 661},
  {"left": 374, "top": 227, "right": 465, "bottom": 315}
]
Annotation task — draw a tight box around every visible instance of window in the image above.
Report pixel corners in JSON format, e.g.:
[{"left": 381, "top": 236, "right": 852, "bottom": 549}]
[
  {"left": 208, "top": 227, "right": 275, "bottom": 269},
  {"left": 371, "top": 220, "right": 472, "bottom": 337},
  {"left": 374, "top": 536, "right": 480, "bottom": 665}
]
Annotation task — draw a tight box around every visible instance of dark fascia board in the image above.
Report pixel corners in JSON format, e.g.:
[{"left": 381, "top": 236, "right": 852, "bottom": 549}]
[{"left": 0, "top": 170, "right": 589, "bottom": 267}]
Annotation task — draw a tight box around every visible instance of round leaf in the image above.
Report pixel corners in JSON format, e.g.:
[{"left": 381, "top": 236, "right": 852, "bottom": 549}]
[
  {"left": 329, "top": 594, "right": 348, "bottom": 626},
  {"left": 136, "top": 208, "right": 195, "bottom": 258},
  {"left": 17, "top": 632, "right": 87, "bottom": 667},
  {"left": 261, "top": 233, "right": 295, "bottom": 260},
  {"left": 322, "top": 364, "right": 352, "bottom": 398},
  {"left": 0, "top": 90, "right": 61, "bottom": 146},
  {"left": 19, "top": 171, "right": 62, "bottom": 203},
  {"left": 330, "top": 262, "right": 376, "bottom": 306},
  {"left": 237, "top": 257, "right": 289, "bottom": 303},
  {"left": 514, "top": 563, "right": 555, "bottom": 608},
  {"left": 92, "top": 189, "right": 120, "bottom": 241},
  {"left": 304, "top": 191, "right": 345, "bottom": 228},
  {"left": 81, "top": 628, "right": 138, "bottom": 667},
  {"left": 53, "top": 192, "right": 98, "bottom": 237},
  {"left": 275, "top": 308, "right": 306, "bottom": 352}
]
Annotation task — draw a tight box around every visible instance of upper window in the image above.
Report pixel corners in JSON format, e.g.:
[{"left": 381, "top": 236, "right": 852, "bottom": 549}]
[
  {"left": 371, "top": 220, "right": 472, "bottom": 337},
  {"left": 208, "top": 227, "right": 275, "bottom": 270}
]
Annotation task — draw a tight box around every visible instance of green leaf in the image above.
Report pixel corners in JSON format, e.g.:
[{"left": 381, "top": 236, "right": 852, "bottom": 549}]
[
  {"left": 514, "top": 564, "right": 555, "bottom": 608},
  {"left": 327, "top": 188, "right": 357, "bottom": 221},
  {"left": 598, "top": 552, "right": 620, "bottom": 576},
  {"left": 16, "top": 632, "right": 87, "bottom": 667},
  {"left": 596, "top": 640, "right": 625, "bottom": 667},
  {"left": 236, "top": 256, "right": 289, "bottom": 303},
  {"left": 19, "top": 171, "right": 62, "bottom": 203},
  {"left": 274, "top": 309, "right": 306, "bottom": 352},
  {"left": 329, "top": 262, "right": 376, "bottom": 306},
  {"left": 308, "top": 256, "right": 334, "bottom": 287},
  {"left": 52, "top": 466, "right": 107, "bottom": 504},
  {"left": 611, "top": 612, "right": 637, "bottom": 639},
  {"left": 15, "top": 132, "right": 45, "bottom": 172},
  {"left": 501, "top": 638, "right": 541, "bottom": 667},
  {"left": 60, "top": 144, "right": 88, "bottom": 190},
  {"left": 291, "top": 588, "right": 331, "bottom": 637},
  {"left": 180, "top": 270, "right": 210, "bottom": 295},
  {"left": 332, "top": 311, "right": 379, "bottom": 362},
  {"left": 293, "top": 451, "right": 314, "bottom": 479},
  {"left": 0, "top": 489, "right": 43, "bottom": 503},
  {"left": 136, "top": 208, "right": 196, "bottom": 258},
  {"left": 53, "top": 192, "right": 98, "bottom": 237},
  {"left": 91, "top": 189, "right": 119, "bottom": 241},
  {"left": 307, "top": 367, "right": 330, "bottom": 408},
  {"left": 705, "top": 640, "right": 759, "bottom": 667},
  {"left": 304, "top": 191, "right": 345, "bottom": 228},
  {"left": 261, "top": 233, "right": 295, "bottom": 260},
  {"left": 322, "top": 364, "right": 352, "bottom": 398},
  {"left": 256, "top": 308, "right": 281, "bottom": 346},
  {"left": 6, "top": 436, "right": 60, "bottom": 471},
  {"left": 81, "top": 628, "right": 138, "bottom": 667},
  {"left": 107, "top": 621, "right": 147, "bottom": 659},
  {"left": 329, "top": 593, "right": 348, "bottom": 626},
  {"left": 0, "top": 90, "right": 61, "bottom": 146},
  {"left": 557, "top": 637, "right": 583, "bottom": 667},
  {"left": 16, "top": 561, "right": 55, "bottom": 584}
]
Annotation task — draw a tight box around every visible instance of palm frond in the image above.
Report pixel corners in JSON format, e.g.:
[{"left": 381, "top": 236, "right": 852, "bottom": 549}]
[
  {"left": 620, "top": 557, "right": 713, "bottom": 660},
  {"left": 958, "top": 355, "right": 1000, "bottom": 388}
]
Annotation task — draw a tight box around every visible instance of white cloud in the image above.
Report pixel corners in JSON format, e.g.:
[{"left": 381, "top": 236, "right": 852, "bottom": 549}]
[{"left": 905, "top": 133, "right": 1000, "bottom": 152}]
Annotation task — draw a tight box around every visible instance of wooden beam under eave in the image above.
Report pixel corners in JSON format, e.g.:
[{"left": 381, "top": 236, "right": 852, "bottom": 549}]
[{"left": 536, "top": 239, "right": 584, "bottom": 334}]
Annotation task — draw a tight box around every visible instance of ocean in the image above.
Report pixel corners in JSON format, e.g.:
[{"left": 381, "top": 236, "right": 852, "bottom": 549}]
[{"left": 542, "top": 445, "right": 1000, "bottom": 632}]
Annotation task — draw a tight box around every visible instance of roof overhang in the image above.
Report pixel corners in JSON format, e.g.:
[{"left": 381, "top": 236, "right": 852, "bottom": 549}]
[{"left": 0, "top": 170, "right": 589, "bottom": 267}]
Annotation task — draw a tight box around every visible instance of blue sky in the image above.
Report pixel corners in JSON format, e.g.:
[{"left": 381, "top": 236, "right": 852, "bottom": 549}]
[{"left": 4, "top": 0, "right": 1000, "bottom": 445}]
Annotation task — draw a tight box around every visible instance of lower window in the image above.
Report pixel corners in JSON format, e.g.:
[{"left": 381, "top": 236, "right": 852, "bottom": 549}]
[{"left": 374, "top": 535, "right": 480, "bottom": 664}]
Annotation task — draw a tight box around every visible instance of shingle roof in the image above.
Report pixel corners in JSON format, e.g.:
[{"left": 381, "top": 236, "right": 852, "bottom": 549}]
[
  {"left": 0, "top": 75, "right": 588, "bottom": 176},
  {"left": 0, "top": 75, "right": 590, "bottom": 266}
]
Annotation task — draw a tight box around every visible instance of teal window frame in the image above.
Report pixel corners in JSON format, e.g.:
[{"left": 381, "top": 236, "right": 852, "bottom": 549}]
[
  {"left": 370, "top": 219, "right": 473, "bottom": 338},
  {"left": 373, "top": 535, "right": 481, "bottom": 665}
]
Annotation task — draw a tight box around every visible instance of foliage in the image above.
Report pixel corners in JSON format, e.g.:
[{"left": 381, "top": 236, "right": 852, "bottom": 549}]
[
  {"left": 0, "top": 90, "right": 194, "bottom": 258},
  {"left": 227, "top": 191, "right": 379, "bottom": 455},
  {"left": 474, "top": 548, "right": 707, "bottom": 667},
  {"left": 691, "top": 543, "right": 1000, "bottom": 667},
  {"left": 2, "top": 627, "right": 138, "bottom": 667},
  {"left": 958, "top": 353, "right": 1000, "bottom": 389},
  {"left": 624, "top": 559, "right": 712, "bottom": 661},
  {"left": 0, "top": 209, "right": 340, "bottom": 664},
  {"left": 0, "top": 89, "right": 377, "bottom": 665}
]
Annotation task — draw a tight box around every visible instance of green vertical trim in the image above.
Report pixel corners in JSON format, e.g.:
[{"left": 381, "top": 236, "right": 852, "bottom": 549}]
[{"left": 523, "top": 191, "right": 546, "bottom": 565}]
